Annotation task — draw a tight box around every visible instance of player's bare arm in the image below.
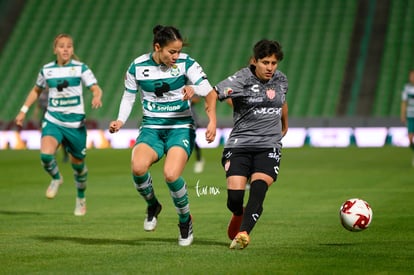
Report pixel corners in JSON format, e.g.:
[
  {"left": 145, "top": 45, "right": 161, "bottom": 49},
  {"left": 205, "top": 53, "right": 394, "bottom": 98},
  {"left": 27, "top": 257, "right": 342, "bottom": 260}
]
[
  {"left": 204, "top": 89, "right": 218, "bottom": 143},
  {"left": 90, "top": 84, "right": 103, "bottom": 109},
  {"left": 281, "top": 102, "right": 288, "bottom": 137},
  {"left": 15, "top": 85, "right": 43, "bottom": 127}
]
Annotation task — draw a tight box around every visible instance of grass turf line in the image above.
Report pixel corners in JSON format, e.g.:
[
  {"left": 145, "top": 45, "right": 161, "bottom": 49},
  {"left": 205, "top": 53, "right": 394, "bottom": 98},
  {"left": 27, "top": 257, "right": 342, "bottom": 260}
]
[{"left": 0, "top": 147, "right": 413, "bottom": 274}]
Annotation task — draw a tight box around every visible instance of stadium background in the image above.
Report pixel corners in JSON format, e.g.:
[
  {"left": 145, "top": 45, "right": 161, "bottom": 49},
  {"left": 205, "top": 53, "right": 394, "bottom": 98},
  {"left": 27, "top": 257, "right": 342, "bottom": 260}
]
[
  {"left": 0, "top": 2, "right": 413, "bottom": 273},
  {"left": 0, "top": 0, "right": 413, "bottom": 130}
]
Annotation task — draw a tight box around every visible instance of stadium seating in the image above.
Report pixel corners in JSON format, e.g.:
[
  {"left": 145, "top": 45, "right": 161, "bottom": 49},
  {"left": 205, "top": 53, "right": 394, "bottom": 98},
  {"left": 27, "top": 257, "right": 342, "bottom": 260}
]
[
  {"left": 0, "top": 0, "right": 412, "bottom": 129},
  {"left": 373, "top": 0, "right": 414, "bottom": 117}
]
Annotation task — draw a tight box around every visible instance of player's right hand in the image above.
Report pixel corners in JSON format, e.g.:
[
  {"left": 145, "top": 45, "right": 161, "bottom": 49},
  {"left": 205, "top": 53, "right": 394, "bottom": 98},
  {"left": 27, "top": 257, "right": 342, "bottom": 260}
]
[
  {"left": 15, "top": 113, "right": 25, "bottom": 127},
  {"left": 109, "top": 120, "right": 123, "bottom": 133},
  {"left": 205, "top": 122, "right": 216, "bottom": 143}
]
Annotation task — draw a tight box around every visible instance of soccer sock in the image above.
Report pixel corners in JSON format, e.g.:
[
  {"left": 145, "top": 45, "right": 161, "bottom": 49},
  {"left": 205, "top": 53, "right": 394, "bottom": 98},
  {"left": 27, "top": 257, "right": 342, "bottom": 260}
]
[
  {"left": 71, "top": 163, "right": 88, "bottom": 198},
  {"left": 410, "top": 142, "right": 414, "bottom": 151},
  {"left": 40, "top": 153, "right": 61, "bottom": 180},
  {"left": 240, "top": 180, "right": 268, "bottom": 234},
  {"left": 133, "top": 172, "right": 158, "bottom": 206},
  {"left": 167, "top": 177, "right": 190, "bottom": 223},
  {"left": 227, "top": 189, "right": 245, "bottom": 216}
]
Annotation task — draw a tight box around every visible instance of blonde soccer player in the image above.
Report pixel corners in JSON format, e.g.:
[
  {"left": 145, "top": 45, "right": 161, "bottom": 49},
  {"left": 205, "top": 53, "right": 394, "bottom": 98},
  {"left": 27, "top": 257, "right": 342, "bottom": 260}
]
[{"left": 15, "top": 33, "right": 103, "bottom": 216}]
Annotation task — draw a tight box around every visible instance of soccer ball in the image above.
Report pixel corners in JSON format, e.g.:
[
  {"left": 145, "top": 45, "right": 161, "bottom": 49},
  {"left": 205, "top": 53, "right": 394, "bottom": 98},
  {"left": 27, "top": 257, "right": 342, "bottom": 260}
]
[{"left": 339, "top": 198, "right": 373, "bottom": 232}]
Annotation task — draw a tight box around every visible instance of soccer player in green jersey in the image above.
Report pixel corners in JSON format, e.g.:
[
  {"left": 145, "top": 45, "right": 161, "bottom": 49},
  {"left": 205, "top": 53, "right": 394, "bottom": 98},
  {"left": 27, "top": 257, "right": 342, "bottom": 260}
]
[
  {"left": 15, "top": 34, "right": 103, "bottom": 216},
  {"left": 401, "top": 69, "right": 414, "bottom": 166},
  {"left": 109, "top": 25, "right": 217, "bottom": 246}
]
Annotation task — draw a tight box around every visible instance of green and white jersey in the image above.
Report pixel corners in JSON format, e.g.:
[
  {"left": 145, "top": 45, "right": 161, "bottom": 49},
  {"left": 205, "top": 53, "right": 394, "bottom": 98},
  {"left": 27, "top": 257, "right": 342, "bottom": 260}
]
[
  {"left": 36, "top": 59, "right": 98, "bottom": 128},
  {"left": 402, "top": 83, "right": 414, "bottom": 118},
  {"left": 125, "top": 52, "right": 208, "bottom": 129}
]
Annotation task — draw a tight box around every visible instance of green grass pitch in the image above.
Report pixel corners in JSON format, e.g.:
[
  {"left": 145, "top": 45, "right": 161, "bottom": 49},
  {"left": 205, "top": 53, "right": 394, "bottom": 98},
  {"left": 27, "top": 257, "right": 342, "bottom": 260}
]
[{"left": 0, "top": 147, "right": 413, "bottom": 274}]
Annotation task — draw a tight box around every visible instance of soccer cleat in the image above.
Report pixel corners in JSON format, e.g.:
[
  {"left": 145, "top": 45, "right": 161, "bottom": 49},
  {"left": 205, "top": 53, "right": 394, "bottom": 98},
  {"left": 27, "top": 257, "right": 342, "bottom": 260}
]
[
  {"left": 45, "top": 175, "right": 63, "bottom": 199},
  {"left": 144, "top": 202, "right": 162, "bottom": 231},
  {"left": 229, "top": 231, "right": 250, "bottom": 249},
  {"left": 193, "top": 159, "right": 205, "bottom": 173},
  {"left": 178, "top": 216, "right": 193, "bottom": 246},
  {"left": 227, "top": 213, "right": 243, "bottom": 240},
  {"left": 74, "top": 197, "right": 86, "bottom": 216}
]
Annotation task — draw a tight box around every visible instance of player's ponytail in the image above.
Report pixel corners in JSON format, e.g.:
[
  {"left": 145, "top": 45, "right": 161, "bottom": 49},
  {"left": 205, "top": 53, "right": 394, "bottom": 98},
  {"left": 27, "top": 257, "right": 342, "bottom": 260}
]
[{"left": 152, "top": 25, "right": 187, "bottom": 48}]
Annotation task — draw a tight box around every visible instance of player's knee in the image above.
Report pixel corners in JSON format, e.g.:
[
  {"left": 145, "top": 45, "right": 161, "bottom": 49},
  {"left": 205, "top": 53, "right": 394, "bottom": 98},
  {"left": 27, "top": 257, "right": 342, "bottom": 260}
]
[
  {"left": 163, "top": 167, "right": 181, "bottom": 183},
  {"left": 250, "top": 179, "right": 269, "bottom": 195},
  {"left": 227, "top": 189, "right": 245, "bottom": 215},
  {"left": 131, "top": 158, "right": 152, "bottom": 176},
  {"left": 164, "top": 173, "right": 179, "bottom": 183}
]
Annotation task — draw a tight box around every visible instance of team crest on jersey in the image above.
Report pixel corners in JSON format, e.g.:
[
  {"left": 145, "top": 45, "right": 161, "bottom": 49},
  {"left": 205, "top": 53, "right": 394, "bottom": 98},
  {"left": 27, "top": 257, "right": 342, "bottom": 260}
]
[
  {"left": 266, "top": 89, "right": 276, "bottom": 100},
  {"left": 170, "top": 64, "right": 180, "bottom": 76},
  {"left": 224, "top": 87, "right": 233, "bottom": 96},
  {"left": 69, "top": 67, "right": 76, "bottom": 76}
]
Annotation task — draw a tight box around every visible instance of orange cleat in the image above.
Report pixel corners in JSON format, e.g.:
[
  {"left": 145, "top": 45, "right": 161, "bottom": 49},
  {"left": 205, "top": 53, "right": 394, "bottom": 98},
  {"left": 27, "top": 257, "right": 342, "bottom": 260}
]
[{"left": 229, "top": 231, "right": 250, "bottom": 249}]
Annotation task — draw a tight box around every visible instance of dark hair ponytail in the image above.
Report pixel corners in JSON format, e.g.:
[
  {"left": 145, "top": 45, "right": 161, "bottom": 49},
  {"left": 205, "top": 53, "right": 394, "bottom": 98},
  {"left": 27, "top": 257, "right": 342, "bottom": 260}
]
[{"left": 152, "top": 25, "right": 185, "bottom": 47}]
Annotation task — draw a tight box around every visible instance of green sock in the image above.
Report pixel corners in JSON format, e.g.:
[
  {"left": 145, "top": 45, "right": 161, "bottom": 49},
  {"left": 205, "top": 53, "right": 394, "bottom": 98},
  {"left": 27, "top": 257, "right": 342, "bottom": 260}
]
[
  {"left": 40, "top": 153, "right": 60, "bottom": 180},
  {"left": 133, "top": 173, "right": 157, "bottom": 206},
  {"left": 72, "top": 163, "right": 87, "bottom": 198},
  {"left": 167, "top": 177, "right": 190, "bottom": 223},
  {"left": 77, "top": 189, "right": 85, "bottom": 199}
]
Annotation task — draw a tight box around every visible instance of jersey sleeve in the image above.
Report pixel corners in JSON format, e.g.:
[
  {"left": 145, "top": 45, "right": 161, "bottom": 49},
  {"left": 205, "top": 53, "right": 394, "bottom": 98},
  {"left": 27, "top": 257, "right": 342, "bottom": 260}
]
[
  {"left": 402, "top": 84, "right": 408, "bottom": 101},
  {"left": 185, "top": 57, "right": 213, "bottom": 96},
  {"left": 276, "top": 71, "right": 288, "bottom": 95},
  {"left": 124, "top": 62, "right": 139, "bottom": 93},
  {"left": 35, "top": 70, "right": 46, "bottom": 88},
  {"left": 186, "top": 58, "right": 208, "bottom": 85},
  {"left": 214, "top": 69, "right": 246, "bottom": 101},
  {"left": 116, "top": 90, "right": 136, "bottom": 123},
  {"left": 81, "top": 64, "right": 98, "bottom": 88}
]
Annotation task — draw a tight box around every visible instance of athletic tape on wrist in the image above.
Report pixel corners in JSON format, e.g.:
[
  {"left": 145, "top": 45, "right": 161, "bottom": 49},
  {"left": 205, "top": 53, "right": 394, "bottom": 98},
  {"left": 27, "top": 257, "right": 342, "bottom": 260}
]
[{"left": 20, "top": 105, "right": 29, "bottom": 114}]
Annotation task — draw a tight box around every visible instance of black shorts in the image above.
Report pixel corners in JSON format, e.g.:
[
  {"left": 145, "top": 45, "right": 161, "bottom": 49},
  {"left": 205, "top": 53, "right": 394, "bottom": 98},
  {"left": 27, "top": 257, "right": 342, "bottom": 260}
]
[{"left": 221, "top": 147, "right": 282, "bottom": 181}]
